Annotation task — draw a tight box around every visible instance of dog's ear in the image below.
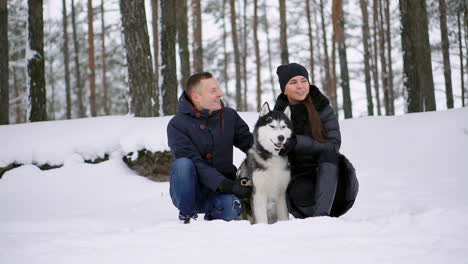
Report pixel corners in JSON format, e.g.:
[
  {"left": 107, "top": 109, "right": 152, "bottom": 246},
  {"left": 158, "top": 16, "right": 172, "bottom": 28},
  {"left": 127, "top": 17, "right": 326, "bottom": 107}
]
[
  {"left": 260, "top": 102, "right": 270, "bottom": 117},
  {"left": 284, "top": 106, "right": 291, "bottom": 119}
]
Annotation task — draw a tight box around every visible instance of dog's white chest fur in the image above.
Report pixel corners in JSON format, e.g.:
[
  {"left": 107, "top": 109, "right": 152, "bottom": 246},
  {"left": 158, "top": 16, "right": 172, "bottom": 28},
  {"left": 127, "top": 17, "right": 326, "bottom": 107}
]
[{"left": 250, "top": 152, "right": 290, "bottom": 224}]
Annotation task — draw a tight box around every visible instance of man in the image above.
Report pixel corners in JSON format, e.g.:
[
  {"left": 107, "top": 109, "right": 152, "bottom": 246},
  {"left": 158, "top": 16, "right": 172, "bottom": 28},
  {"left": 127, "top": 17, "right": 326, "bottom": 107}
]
[{"left": 167, "top": 72, "right": 253, "bottom": 224}]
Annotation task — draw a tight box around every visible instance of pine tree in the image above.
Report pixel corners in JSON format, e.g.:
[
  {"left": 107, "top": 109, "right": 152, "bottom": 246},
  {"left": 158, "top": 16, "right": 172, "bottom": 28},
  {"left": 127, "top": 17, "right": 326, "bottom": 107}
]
[
  {"left": 306, "top": 0, "right": 315, "bottom": 84},
  {"left": 438, "top": 0, "right": 454, "bottom": 108},
  {"left": 62, "top": 0, "right": 71, "bottom": 119},
  {"left": 87, "top": 0, "right": 97, "bottom": 116},
  {"left": 279, "top": 0, "right": 289, "bottom": 64},
  {"left": 0, "top": 0, "right": 9, "bottom": 124},
  {"left": 262, "top": 0, "right": 276, "bottom": 100},
  {"left": 253, "top": 0, "right": 262, "bottom": 111},
  {"left": 27, "top": 0, "right": 47, "bottom": 122},
  {"left": 177, "top": 0, "right": 190, "bottom": 91},
  {"left": 360, "top": 0, "right": 374, "bottom": 116},
  {"left": 384, "top": 0, "right": 394, "bottom": 114},
  {"left": 319, "top": 0, "right": 332, "bottom": 103},
  {"left": 229, "top": 0, "right": 242, "bottom": 110},
  {"left": 101, "top": 0, "right": 109, "bottom": 114},
  {"left": 71, "top": 0, "right": 85, "bottom": 117},
  {"left": 120, "top": 0, "right": 157, "bottom": 116},
  {"left": 151, "top": 0, "right": 160, "bottom": 116},
  {"left": 242, "top": 0, "right": 248, "bottom": 111},
  {"left": 457, "top": 8, "right": 465, "bottom": 107},
  {"left": 378, "top": 0, "right": 389, "bottom": 115},
  {"left": 192, "top": 0, "right": 203, "bottom": 72},
  {"left": 160, "top": 0, "right": 178, "bottom": 115},
  {"left": 372, "top": 0, "right": 382, "bottom": 115},
  {"left": 332, "top": 0, "right": 352, "bottom": 118},
  {"left": 399, "top": 0, "right": 436, "bottom": 112}
]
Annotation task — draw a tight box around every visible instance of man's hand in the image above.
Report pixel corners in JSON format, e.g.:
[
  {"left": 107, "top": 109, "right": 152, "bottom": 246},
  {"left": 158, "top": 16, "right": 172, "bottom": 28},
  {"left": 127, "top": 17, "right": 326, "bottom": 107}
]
[
  {"left": 218, "top": 179, "right": 252, "bottom": 199},
  {"left": 279, "top": 137, "right": 297, "bottom": 157}
]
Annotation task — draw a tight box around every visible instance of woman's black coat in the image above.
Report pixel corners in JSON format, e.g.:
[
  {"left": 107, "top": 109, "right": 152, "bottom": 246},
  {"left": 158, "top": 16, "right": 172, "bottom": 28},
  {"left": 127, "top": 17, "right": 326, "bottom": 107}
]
[{"left": 274, "top": 85, "right": 358, "bottom": 217}]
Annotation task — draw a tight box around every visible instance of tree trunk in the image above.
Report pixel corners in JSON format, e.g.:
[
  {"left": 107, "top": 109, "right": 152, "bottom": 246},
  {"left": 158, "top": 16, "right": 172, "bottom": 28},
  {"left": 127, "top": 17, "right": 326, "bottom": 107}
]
[
  {"left": 71, "top": 0, "right": 85, "bottom": 118},
  {"left": 47, "top": 56, "right": 56, "bottom": 120},
  {"left": 62, "top": 0, "right": 71, "bottom": 119},
  {"left": 13, "top": 69, "right": 22, "bottom": 123},
  {"left": 279, "top": 0, "right": 289, "bottom": 64},
  {"left": 229, "top": 0, "right": 242, "bottom": 111},
  {"left": 399, "top": 0, "right": 436, "bottom": 112},
  {"left": 177, "top": 0, "right": 191, "bottom": 92},
  {"left": 242, "top": 0, "right": 248, "bottom": 111},
  {"left": 263, "top": 0, "right": 276, "bottom": 100},
  {"left": 360, "top": 0, "right": 374, "bottom": 116},
  {"left": 384, "top": 0, "right": 394, "bottom": 114},
  {"left": 319, "top": 0, "right": 332, "bottom": 101},
  {"left": 464, "top": 7, "right": 467, "bottom": 107},
  {"left": 378, "top": 0, "right": 389, "bottom": 115},
  {"left": 192, "top": 0, "right": 203, "bottom": 72},
  {"left": 458, "top": 10, "right": 465, "bottom": 107},
  {"left": 151, "top": 0, "right": 160, "bottom": 116},
  {"left": 372, "top": 0, "right": 382, "bottom": 115},
  {"left": 438, "top": 0, "right": 453, "bottom": 109},
  {"left": 313, "top": 0, "right": 325, "bottom": 88},
  {"left": 306, "top": 0, "right": 315, "bottom": 84},
  {"left": 222, "top": 0, "right": 229, "bottom": 98},
  {"left": 253, "top": 0, "right": 262, "bottom": 111},
  {"left": 331, "top": 30, "right": 338, "bottom": 112},
  {"left": 160, "top": 0, "right": 177, "bottom": 115},
  {"left": 332, "top": 0, "right": 352, "bottom": 118},
  {"left": 101, "top": 0, "right": 109, "bottom": 114},
  {"left": 0, "top": 0, "right": 9, "bottom": 124},
  {"left": 87, "top": 0, "right": 97, "bottom": 116},
  {"left": 120, "top": 0, "right": 157, "bottom": 117},
  {"left": 27, "top": 0, "right": 47, "bottom": 122}
]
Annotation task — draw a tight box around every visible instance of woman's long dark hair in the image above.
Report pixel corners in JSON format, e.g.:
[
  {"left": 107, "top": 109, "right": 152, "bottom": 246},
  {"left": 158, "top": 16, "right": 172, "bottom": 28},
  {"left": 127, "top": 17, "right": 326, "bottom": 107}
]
[{"left": 303, "top": 95, "right": 327, "bottom": 143}]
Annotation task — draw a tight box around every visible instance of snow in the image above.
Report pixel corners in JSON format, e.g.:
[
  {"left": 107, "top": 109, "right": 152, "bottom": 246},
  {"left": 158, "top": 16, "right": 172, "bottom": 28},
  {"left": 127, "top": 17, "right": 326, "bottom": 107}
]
[{"left": 1, "top": 108, "right": 468, "bottom": 263}]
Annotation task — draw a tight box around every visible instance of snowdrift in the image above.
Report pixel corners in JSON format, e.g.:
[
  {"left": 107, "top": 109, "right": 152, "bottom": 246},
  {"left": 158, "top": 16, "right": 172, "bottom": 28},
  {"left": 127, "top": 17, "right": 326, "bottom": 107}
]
[{"left": 1, "top": 108, "right": 467, "bottom": 264}]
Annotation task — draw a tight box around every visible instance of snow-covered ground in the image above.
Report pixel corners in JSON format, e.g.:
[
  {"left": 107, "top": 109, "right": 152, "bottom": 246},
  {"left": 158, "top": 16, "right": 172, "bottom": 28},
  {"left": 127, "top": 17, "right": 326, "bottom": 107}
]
[{"left": 1, "top": 108, "right": 468, "bottom": 264}]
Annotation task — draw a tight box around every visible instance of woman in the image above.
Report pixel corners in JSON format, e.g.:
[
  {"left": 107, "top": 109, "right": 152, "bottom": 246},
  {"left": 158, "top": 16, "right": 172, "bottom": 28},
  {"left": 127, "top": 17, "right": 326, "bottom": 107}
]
[{"left": 274, "top": 62, "right": 350, "bottom": 218}]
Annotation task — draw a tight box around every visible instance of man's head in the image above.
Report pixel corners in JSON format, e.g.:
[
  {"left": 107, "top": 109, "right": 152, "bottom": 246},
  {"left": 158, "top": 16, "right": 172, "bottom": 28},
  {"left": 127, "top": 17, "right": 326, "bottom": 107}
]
[{"left": 186, "top": 72, "right": 223, "bottom": 114}]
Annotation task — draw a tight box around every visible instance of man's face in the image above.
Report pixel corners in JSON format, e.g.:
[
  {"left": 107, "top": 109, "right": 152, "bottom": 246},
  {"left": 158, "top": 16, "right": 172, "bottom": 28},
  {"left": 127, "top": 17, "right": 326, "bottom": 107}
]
[{"left": 192, "top": 78, "right": 223, "bottom": 113}]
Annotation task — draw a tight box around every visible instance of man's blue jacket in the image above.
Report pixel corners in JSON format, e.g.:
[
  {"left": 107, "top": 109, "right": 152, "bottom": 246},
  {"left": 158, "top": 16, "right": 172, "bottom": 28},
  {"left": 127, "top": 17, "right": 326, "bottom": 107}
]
[{"left": 167, "top": 94, "right": 253, "bottom": 191}]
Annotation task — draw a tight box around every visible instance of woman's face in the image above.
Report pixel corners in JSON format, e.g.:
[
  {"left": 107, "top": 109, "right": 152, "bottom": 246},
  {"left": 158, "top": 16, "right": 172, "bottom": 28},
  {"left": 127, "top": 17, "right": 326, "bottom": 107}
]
[{"left": 284, "top": 75, "right": 309, "bottom": 104}]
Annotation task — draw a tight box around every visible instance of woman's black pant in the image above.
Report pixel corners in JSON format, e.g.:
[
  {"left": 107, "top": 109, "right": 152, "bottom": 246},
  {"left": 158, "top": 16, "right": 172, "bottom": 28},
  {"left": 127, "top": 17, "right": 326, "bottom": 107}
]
[{"left": 286, "top": 149, "right": 339, "bottom": 218}]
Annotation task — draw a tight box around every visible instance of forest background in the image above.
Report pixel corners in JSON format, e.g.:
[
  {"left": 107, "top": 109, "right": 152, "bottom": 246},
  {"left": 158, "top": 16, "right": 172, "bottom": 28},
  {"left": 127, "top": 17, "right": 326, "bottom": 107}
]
[{"left": 0, "top": 0, "right": 467, "bottom": 124}]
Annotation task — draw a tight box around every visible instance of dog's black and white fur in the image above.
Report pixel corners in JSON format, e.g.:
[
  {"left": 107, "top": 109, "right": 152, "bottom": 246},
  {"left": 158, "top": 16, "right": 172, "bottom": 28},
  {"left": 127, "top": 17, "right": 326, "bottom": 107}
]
[{"left": 237, "top": 102, "right": 292, "bottom": 224}]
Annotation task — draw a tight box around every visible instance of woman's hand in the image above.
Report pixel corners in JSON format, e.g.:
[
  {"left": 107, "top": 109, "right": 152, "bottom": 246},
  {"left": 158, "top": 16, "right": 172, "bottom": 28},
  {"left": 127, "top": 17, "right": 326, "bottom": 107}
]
[{"left": 279, "top": 137, "right": 297, "bottom": 157}]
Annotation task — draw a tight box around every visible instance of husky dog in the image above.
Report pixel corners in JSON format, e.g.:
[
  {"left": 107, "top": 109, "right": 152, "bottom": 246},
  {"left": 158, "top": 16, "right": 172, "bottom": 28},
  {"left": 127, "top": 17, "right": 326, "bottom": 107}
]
[{"left": 237, "top": 102, "right": 292, "bottom": 224}]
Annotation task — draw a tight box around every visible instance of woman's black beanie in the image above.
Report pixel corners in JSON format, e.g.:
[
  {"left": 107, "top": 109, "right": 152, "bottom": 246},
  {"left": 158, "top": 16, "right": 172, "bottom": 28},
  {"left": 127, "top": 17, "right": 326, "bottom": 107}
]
[{"left": 276, "top": 63, "right": 309, "bottom": 92}]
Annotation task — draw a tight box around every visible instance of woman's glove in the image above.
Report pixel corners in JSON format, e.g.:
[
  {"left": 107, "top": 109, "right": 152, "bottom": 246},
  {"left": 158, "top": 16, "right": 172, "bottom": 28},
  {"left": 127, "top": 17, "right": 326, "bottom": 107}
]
[
  {"left": 279, "top": 137, "right": 297, "bottom": 157},
  {"left": 218, "top": 179, "right": 253, "bottom": 199}
]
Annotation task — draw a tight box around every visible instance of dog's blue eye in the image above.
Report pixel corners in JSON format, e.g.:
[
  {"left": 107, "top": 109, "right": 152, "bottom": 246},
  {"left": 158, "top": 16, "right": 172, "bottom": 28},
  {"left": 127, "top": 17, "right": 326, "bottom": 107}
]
[
  {"left": 269, "top": 125, "right": 275, "bottom": 128},
  {"left": 281, "top": 126, "right": 286, "bottom": 129}
]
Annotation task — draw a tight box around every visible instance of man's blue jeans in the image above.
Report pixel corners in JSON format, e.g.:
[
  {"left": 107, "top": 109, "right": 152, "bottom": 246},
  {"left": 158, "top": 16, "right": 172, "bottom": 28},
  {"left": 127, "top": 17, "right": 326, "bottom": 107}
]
[{"left": 169, "top": 158, "right": 242, "bottom": 221}]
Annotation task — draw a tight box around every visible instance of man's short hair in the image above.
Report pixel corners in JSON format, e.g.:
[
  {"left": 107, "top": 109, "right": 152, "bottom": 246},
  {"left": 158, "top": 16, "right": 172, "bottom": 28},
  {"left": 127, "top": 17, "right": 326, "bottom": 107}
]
[{"left": 185, "top": 72, "right": 213, "bottom": 95}]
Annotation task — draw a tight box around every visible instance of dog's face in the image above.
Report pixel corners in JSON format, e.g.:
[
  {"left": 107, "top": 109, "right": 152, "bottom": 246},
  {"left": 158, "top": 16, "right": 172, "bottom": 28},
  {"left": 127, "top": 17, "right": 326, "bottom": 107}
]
[{"left": 254, "top": 103, "right": 293, "bottom": 155}]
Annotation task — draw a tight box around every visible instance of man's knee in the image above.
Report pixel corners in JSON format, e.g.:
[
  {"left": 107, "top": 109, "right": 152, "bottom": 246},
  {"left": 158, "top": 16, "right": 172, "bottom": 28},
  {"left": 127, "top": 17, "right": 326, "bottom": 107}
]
[{"left": 171, "top": 158, "right": 195, "bottom": 181}]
